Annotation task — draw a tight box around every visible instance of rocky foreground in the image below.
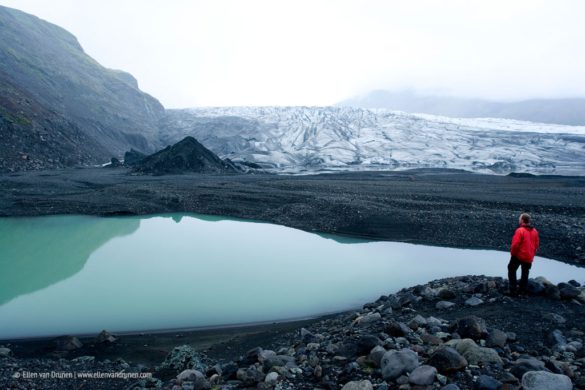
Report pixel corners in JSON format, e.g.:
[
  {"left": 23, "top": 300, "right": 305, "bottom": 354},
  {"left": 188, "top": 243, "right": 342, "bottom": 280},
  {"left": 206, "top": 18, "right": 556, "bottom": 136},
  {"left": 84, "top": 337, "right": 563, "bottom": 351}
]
[{"left": 2, "top": 275, "right": 585, "bottom": 390}]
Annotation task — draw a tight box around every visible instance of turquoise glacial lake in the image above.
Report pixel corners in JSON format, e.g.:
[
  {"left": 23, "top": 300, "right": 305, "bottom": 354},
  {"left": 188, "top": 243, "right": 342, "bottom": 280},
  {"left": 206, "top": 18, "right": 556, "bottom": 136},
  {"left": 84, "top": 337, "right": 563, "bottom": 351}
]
[{"left": 0, "top": 214, "right": 584, "bottom": 340}]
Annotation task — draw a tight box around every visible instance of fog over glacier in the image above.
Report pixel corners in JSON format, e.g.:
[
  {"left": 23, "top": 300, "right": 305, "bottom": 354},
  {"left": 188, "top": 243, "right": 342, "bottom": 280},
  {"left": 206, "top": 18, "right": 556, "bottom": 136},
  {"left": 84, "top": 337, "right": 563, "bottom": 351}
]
[{"left": 3, "top": 0, "right": 585, "bottom": 107}]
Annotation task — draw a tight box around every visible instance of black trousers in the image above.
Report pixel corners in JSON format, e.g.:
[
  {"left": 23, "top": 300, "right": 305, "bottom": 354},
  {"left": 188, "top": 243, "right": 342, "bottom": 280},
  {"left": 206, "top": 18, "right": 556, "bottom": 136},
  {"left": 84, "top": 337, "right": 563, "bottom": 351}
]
[{"left": 508, "top": 256, "right": 532, "bottom": 293}]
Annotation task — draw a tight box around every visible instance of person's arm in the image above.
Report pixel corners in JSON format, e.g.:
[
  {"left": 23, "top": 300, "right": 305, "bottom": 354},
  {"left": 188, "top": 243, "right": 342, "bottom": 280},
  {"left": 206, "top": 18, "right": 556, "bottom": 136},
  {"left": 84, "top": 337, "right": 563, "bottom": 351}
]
[
  {"left": 511, "top": 228, "right": 523, "bottom": 256},
  {"left": 535, "top": 230, "right": 540, "bottom": 253}
]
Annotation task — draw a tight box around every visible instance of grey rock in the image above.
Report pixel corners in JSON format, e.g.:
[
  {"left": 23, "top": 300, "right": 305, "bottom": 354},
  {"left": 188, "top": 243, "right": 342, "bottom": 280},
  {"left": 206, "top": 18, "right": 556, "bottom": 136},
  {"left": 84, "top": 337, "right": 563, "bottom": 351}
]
[
  {"left": 300, "top": 327, "right": 316, "bottom": 343},
  {"left": 0, "top": 347, "right": 11, "bottom": 357},
  {"left": 544, "top": 284, "right": 561, "bottom": 299},
  {"left": 380, "top": 348, "right": 419, "bottom": 380},
  {"left": 161, "top": 345, "right": 207, "bottom": 372},
  {"left": 453, "top": 316, "right": 487, "bottom": 340},
  {"left": 368, "top": 345, "right": 387, "bottom": 367},
  {"left": 385, "top": 321, "right": 411, "bottom": 337},
  {"left": 441, "top": 385, "right": 461, "bottom": 390},
  {"left": 475, "top": 374, "right": 502, "bottom": 390},
  {"left": 510, "top": 357, "right": 546, "bottom": 379},
  {"left": 428, "top": 347, "right": 468, "bottom": 373},
  {"left": 465, "top": 297, "right": 484, "bottom": 306},
  {"left": 341, "top": 380, "right": 374, "bottom": 390},
  {"left": 522, "top": 371, "right": 572, "bottom": 390},
  {"left": 543, "top": 312, "right": 566, "bottom": 324},
  {"left": 236, "top": 365, "right": 265, "bottom": 386},
  {"left": 445, "top": 339, "right": 502, "bottom": 365},
  {"left": 263, "top": 355, "right": 296, "bottom": 369},
  {"left": 408, "top": 365, "right": 437, "bottom": 385},
  {"left": 558, "top": 283, "right": 580, "bottom": 299},
  {"left": 264, "top": 372, "right": 279, "bottom": 385},
  {"left": 547, "top": 329, "right": 567, "bottom": 349},
  {"left": 486, "top": 328, "right": 507, "bottom": 348},
  {"left": 436, "top": 301, "right": 456, "bottom": 309},
  {"left": 353, "top": 312, "right": 382, "bottom": 326},
  {"left": 568, "top": 279, "right": 581, "bottom": 287},
  {"left": 526, "top": 279, "right": 545, "bottom": 295},
  {"left": 356, "top": 334, "right": 380, "bottom": 355},
  {"left": 176, "top": 369, "right": 210, "bottom": 390}
]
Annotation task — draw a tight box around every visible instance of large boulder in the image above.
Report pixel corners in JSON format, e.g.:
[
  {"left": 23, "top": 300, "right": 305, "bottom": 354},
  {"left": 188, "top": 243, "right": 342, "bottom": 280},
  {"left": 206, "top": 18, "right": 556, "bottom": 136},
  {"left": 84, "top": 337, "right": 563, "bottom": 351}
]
[
  {"left": 380, "top": 348, "right": 419, "bottom": 380},
  {"left": 522, "top": 371, "right": 572, "bottom": 390}
]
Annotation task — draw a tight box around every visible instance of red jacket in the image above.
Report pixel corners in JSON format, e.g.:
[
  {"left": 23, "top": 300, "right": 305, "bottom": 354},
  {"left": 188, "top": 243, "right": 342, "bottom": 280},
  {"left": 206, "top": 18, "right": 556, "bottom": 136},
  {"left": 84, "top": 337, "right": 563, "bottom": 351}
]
[{"left": 510, "top": 223, "right": 539, "bottom": 263}]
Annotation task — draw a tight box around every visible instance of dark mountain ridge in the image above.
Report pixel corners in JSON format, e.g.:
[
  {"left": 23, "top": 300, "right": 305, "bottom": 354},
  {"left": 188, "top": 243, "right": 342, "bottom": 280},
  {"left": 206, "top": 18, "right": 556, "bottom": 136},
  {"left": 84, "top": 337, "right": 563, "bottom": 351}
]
[
  {"left": 339, "top": 90, "right": 585, "bottom": 126},
  {"left": 0, "top": 5, "right": 165, "bottom": 172}
]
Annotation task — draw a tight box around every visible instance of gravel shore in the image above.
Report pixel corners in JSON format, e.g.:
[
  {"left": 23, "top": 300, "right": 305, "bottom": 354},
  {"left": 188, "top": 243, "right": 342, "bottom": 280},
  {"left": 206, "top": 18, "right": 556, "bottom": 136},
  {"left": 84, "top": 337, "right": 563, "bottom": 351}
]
[{"left": 0, "top": 167, "right": 584, "bottom": 265}]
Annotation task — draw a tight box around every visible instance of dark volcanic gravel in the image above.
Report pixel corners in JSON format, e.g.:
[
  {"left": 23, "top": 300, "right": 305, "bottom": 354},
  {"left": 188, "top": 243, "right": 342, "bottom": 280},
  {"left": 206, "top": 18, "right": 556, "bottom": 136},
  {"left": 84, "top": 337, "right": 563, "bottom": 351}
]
[{"left": 1, "top": 167, "right": 584, "bottom": 265}]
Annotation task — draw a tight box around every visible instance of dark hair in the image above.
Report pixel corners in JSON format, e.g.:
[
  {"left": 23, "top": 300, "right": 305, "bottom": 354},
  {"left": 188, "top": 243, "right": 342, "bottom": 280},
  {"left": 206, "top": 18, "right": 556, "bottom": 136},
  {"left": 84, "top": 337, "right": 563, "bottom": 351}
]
[{"left": 520, "top": 213, "right": 531, "bottom": 224}]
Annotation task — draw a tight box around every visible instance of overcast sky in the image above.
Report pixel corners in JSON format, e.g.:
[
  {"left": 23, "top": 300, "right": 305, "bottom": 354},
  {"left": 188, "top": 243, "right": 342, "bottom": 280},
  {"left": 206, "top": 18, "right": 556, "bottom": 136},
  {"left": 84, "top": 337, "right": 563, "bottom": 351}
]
[{"left": 2, "top": 0, "right": 585, "bottom": 108}]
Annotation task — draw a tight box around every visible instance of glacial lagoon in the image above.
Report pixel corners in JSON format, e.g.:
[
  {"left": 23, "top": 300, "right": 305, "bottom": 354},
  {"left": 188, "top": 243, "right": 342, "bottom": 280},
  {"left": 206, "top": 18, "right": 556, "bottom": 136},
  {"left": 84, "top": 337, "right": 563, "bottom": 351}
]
[{"left": 1, "top": 214, "right": 584, "bottom": 340}]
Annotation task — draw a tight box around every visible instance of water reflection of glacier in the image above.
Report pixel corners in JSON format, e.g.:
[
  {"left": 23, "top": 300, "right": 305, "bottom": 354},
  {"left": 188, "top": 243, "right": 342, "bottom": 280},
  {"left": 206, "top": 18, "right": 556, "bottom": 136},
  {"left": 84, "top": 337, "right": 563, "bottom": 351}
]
[{"left": 0, "top": 213, "right": 583, "bottom": 339}]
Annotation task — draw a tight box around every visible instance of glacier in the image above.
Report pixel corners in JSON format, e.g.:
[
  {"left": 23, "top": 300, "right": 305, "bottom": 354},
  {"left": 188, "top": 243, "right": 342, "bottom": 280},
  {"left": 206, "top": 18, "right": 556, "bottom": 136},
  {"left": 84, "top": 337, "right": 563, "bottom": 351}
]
[{"left": 159, "top": 106, "right": 585, "bottom": 175}]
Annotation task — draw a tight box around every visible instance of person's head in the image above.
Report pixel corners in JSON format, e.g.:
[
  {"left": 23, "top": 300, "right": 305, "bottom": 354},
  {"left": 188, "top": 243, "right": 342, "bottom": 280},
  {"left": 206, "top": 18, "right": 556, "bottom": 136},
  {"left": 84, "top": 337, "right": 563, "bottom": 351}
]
[{"left": 519, "top": 213, "right": 531, "bottom": 225}]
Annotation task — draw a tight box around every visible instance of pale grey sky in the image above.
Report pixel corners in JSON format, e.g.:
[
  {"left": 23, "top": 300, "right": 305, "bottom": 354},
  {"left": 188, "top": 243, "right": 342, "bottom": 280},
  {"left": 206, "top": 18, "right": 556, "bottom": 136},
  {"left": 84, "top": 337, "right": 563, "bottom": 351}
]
[{"left": 2, "top": 0, "right": 585, "bottom": 108}]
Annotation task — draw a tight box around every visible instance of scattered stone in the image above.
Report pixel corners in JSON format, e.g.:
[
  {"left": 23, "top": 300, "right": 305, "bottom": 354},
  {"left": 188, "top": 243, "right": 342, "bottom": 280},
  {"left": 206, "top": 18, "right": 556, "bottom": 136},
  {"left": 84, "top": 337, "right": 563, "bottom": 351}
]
[
  {"left": 486, "top": 328, "right": 507, "bottom": 348},
  {"left": 453, "top": 316, "right": 486, "bottom": 340},
  {"left": 0, "top": 347, "right": 12, "bottom": 357},
  {"left": 475, "top": 374, "right": 502, "bottom": 390},
  {"left": 341, "top": 380, "right": 374, "bottom": 390},
  {"left": 380, "top": 348, "right": 419, "bottom": 380},
  {"left": 465, "top": 297, "right": 484, "bottom": 306},
  {"left": 427, "top": 347, "right": 468, "bottom": 373},
  {"left": 558, "top": 283, "right": 580, "bottom": 300},
  {"left": 510, "top": 357, "right": 546, "bottom": 379},
  {"left": 264, "top": 372, "right": 279, "bottom": 385},
  {"left": 96, "top": 330, "right": 117, "bottom": 343},
  {"left": 436, "top": 301, "right": 456, "bottom": 309},
  {"left": 526, "top": 279, "right": 545, "bottom": 295},
  {"left": 160, "top": 345, "right": 207, "bottom": 372},
  {"left": 445, "top": 339, "right": 502, "bottom": 365},
  {"left": 568, "top": 280, "right": 581, "bottom": 287},
  {"left": 53, "top": 335, "right": 83, "bottom": 351},
  {"left": 368, "top": 345, "right": 387, "bottom": 367},
  {"left": 521, "top": 371, "right": 572, "bottom": 390},
  {"left": 408, "top": 365, "right": 437, "bottom": 385},
  {"left": 385, "top": 321, "right": 412, "bottom": 337},
  {"left": 353, "top": 312, "right": 382, "bottom": 326},
  {"left": 543, "top": 312, "right": 566, "bottom": 324},
  {"left": 176, "top": 369, "right": 210, "bottom": 390}
]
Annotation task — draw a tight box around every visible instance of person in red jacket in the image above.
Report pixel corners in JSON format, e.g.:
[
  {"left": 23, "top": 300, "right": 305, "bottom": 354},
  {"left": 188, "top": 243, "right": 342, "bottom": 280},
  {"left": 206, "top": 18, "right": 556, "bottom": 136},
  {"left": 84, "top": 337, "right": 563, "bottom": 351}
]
[{"left": 508, "top": 213, "right": 540, "bottom": 296}]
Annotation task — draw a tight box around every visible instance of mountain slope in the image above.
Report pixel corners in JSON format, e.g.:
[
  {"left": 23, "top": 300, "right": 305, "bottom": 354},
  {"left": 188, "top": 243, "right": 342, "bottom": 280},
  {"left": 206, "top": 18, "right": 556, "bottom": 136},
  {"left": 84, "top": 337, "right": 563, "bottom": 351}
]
[
  {"left": 161, "top": 106, "right": 585, "bottom": 175},
  {"left": 339, "top": 90, "right": 585, "bottom": 126},
  {"left": 0, "top": 5, "right": 165, "bottom": 172}
]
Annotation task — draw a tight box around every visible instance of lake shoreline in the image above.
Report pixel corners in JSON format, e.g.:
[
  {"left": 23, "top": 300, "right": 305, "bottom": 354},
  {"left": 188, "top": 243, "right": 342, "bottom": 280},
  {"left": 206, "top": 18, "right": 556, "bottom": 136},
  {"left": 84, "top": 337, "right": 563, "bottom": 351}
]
[
  {"left": 1, "top": 274, "right": 584, "bottom": 389},
  {"left": 1, "top": 167, "right": 584, "bottom": 266}
]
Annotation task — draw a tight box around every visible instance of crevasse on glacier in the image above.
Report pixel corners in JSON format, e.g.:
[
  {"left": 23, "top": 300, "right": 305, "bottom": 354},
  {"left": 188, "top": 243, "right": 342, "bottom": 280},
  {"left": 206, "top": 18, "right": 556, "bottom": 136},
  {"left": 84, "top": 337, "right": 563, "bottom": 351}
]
[{"left": 160, "top": 106, "right": 585, "bottom": 175}]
